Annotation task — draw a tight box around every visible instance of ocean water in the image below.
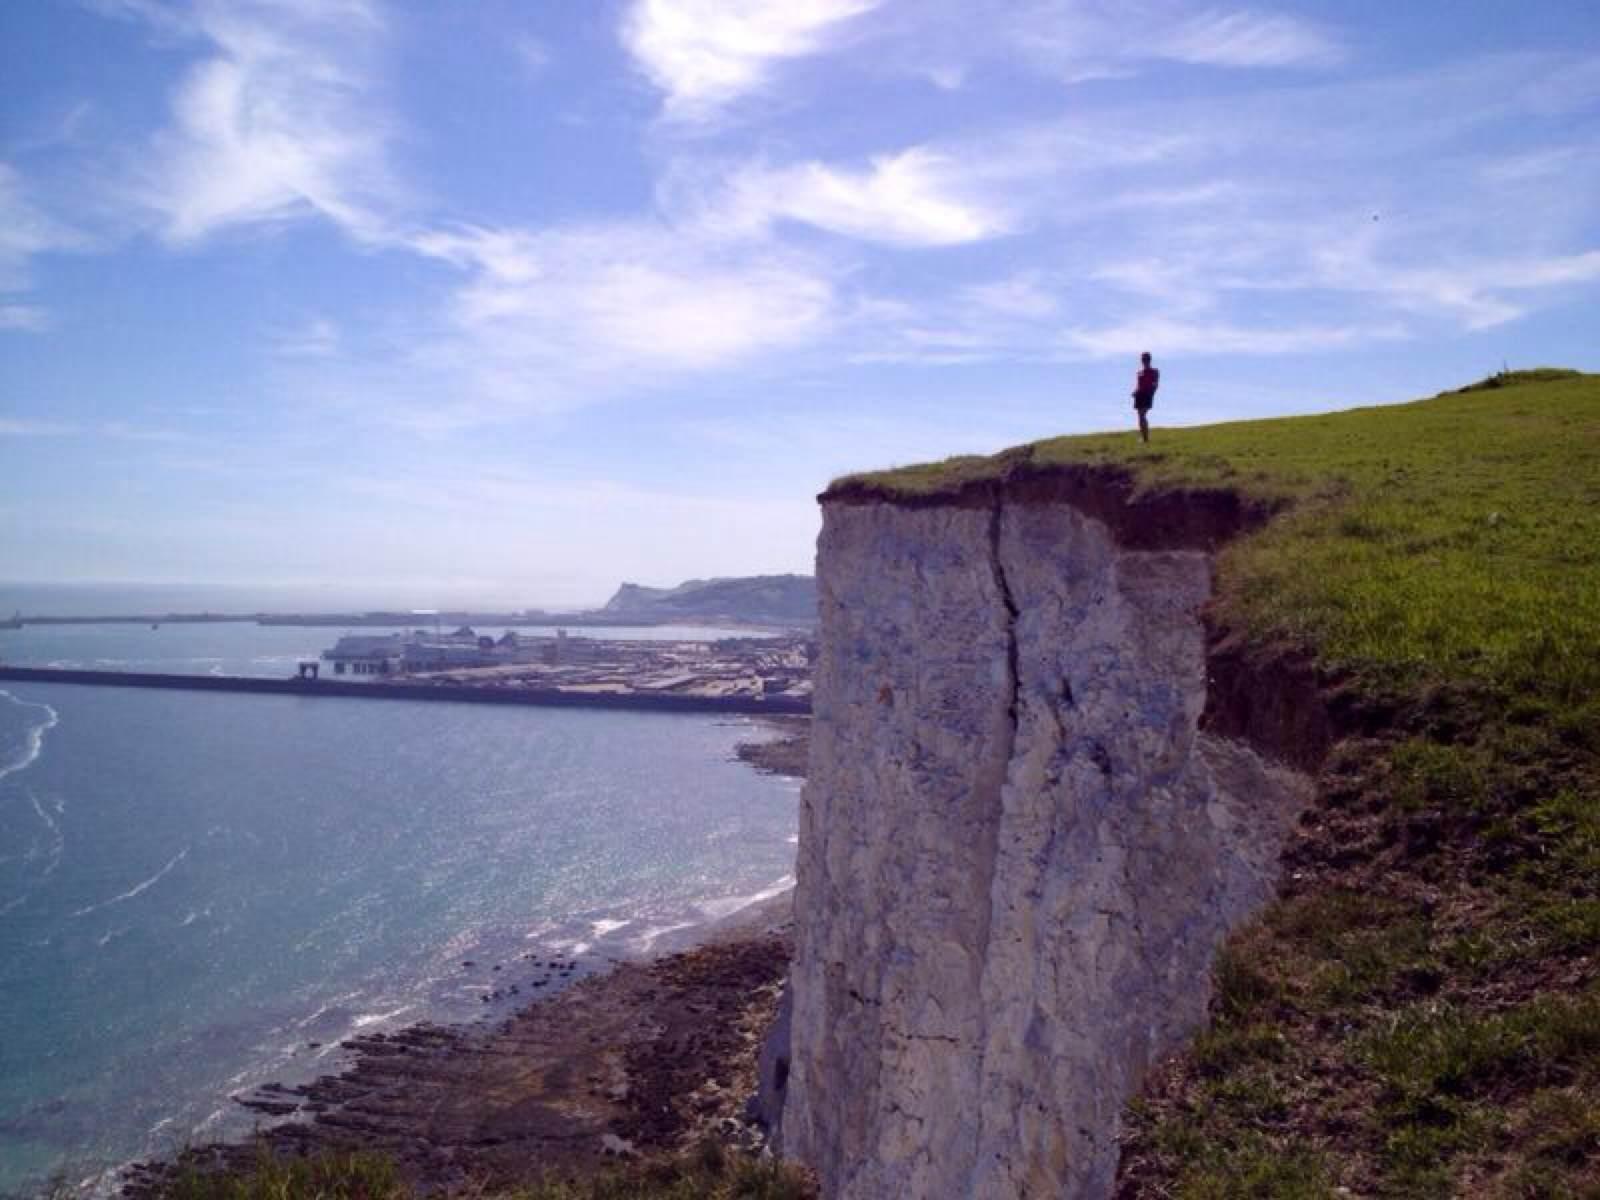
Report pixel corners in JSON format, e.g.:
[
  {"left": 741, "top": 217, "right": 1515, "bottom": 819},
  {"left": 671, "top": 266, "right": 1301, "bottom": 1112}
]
[{"left": 0, "top": 625, "right": 799, "bottom": 1194}]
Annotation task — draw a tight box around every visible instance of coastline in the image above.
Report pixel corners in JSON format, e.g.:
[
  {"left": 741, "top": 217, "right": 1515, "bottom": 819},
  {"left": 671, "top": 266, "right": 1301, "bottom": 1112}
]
[
  {"left": 124, "top": 929, "right": 794, "bottom": 1196},
  {"left": 119, "top": 716, "right": 809, "bottom": 1195},
  {"left": 0, "top": 666, "right": 809, "bottom": 716}
]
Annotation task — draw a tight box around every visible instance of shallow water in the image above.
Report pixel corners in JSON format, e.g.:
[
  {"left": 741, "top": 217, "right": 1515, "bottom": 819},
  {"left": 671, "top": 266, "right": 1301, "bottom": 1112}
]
[{"left": 0, "top": 632, "right": 797, "bottom": 1192}]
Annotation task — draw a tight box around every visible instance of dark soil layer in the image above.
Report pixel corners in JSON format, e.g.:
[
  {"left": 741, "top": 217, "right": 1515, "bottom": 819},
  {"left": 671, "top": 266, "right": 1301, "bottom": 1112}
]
[{"left": 824, "top": 458, "right": 1276, "bottom": 552}]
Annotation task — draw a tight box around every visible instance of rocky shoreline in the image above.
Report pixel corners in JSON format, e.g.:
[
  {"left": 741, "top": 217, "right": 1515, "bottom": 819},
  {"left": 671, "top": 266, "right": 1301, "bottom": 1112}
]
[
  {"left": 121, "top": 718, "right": 808, "bottom": 1196},
  {"left": 124, "top": 930, "right": 791, "bottom": 1195},
  {"left": 733, "top": 715, "right": 810, "bottom": 779}
]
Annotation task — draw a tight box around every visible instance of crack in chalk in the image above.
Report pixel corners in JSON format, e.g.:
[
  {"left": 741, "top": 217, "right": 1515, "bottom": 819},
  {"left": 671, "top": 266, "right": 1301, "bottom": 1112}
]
[
  {"left": 964, "top": 494, "right": 1025, "bottom": 1191},
  {"left": 974, "top": 495, "right": 1022, "bottom": 973},
  {"left": 891, "top": 1030, "right": 962, "bottom": 1045},
  {"left": 988, "top": 497, "right": 1022, "bottom": 736}
]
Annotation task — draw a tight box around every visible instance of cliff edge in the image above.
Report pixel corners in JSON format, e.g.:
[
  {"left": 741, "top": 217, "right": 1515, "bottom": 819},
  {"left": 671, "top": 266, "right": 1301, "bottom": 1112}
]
[
  {"left": 782, "top": 479, "right": 1310, "bottom": 1198},
  {"left": 774, "top": 370, "right": 1600, "bottom": 1198}
]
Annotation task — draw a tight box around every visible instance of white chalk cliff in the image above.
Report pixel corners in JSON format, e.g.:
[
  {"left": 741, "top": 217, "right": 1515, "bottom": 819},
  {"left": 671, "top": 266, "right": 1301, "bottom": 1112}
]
[{"left": 778, "top": 485, "right": 1311, "bottom": 1198}]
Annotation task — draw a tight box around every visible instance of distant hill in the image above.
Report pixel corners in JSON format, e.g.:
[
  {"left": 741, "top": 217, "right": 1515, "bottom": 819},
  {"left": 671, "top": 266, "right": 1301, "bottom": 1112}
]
[{"left": 599, "top": 575, "right": 816, "bottom": 625}]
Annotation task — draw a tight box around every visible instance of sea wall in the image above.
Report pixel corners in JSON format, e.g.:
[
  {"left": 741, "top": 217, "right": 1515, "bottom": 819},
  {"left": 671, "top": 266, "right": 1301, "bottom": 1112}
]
[
  {"left": 777, "top": 485, "right": 1311, "bottom": 1198},
  {"left": 0, "top": 666, "right": 808, "bottom": 716}
]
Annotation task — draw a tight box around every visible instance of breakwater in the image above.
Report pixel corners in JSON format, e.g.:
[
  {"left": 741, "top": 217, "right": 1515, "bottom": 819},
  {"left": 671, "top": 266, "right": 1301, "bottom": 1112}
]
[{"left": 0, "top": 666, "right": 809, "bottom": 715}]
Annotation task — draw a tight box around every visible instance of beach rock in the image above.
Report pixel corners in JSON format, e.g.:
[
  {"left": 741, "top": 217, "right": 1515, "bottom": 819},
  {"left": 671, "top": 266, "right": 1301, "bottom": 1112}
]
[
  {"left": 124, "top": 927, "right": 790, "bottom": 1199},
  {"left": 748, "top": 979, "right": 791, "bottom": 1140}
]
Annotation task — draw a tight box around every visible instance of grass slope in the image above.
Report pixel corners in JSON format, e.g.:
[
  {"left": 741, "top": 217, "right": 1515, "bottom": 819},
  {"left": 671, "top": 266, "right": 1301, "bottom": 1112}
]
[
  {"left": 93, "top": 1142, "right": 814, "bottom": 1200},
  {"left": 846, "top": 370, "right": 1600, "bottom": 1197},
  {"left": 839, "top": 368, "right": 1598, "bottom": 713}
]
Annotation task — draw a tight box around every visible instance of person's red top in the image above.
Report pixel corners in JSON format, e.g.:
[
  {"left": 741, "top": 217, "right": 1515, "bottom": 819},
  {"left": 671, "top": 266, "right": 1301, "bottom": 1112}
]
[{"left": 1135, "top": 366, "right": 1160, "bottom": 396}]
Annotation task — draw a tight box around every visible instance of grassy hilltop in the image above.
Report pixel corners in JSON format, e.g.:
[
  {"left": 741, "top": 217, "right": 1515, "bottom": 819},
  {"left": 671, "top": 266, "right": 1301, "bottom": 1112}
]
[
  {"left": 848, "top": 369, "right": 1600, "bottom": 1197},
  {"left": 839, "top": 368, "right": 1599, "bottom": 717}
]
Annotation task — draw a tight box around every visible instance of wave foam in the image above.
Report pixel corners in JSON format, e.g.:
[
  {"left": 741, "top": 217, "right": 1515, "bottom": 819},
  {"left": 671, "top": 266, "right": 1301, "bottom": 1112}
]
[
  {"left": 352, "top": 1004, "right": 413, "bottom": 1029},
  {"left": 0, "top": 691, "right": 60, "bottom": 784},
  {"left": 72, "top": 846, "right": 189, "bottom": 917},
  {"left": 696, "top": 873, "right": 795, "bottom": 920}
]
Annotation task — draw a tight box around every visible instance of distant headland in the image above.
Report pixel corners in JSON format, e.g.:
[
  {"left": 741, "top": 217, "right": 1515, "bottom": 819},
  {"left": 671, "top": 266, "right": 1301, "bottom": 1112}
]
[{"left": 0, "top": 573, "right": 818, "bottom": 630}]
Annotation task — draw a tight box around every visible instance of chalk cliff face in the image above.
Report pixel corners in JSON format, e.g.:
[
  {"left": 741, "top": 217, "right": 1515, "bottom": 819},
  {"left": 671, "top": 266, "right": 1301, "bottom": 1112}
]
[{"left": 780, "top": 492, "right": 1310, "bottom": 1198}]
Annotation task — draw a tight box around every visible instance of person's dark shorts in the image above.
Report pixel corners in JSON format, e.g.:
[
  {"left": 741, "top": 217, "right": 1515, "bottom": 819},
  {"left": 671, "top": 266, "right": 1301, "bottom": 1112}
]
[{"left": 1133, "top": 392, "right": 1154, "bottom": 411}]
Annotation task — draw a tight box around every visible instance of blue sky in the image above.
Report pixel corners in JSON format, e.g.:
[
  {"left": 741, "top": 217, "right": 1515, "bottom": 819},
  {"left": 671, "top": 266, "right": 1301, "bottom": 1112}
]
[{"left": 2, "top": 0, "right": 1597, "bottom": 608}]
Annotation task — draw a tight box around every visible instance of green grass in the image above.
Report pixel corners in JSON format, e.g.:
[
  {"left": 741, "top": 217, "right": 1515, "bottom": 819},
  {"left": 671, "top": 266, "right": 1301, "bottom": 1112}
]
[
  {"left": 132, "top": 1142, "right": 815, "bottom": 1200},
  {"left": 835, "top": 369, "right": 1600, "bottom": 715},
  {"left": 155, "top": 1150, "right": 407, "bottom": 1200}
]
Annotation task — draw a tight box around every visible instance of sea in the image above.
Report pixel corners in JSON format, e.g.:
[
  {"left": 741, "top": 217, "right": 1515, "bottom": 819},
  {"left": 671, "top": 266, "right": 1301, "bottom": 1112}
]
[{"left": 0, "top": 597, "right": 801, "bottom": 1194}]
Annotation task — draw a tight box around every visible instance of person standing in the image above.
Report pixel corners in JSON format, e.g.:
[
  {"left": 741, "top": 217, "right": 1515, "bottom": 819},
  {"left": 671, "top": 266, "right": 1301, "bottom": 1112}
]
[{"left": 1132, "top": 352, "right": 1160, "bottom": 443}]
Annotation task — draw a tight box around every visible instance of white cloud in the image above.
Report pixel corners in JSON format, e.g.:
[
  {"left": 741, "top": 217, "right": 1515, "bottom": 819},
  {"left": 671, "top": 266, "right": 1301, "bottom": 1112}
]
[
  {"left": 1157, "top": 10, "right": 1342, "bottom": 68},
  {"left": 513, "top": 35, "right": 550, "bottom": 75},
  {"left": 963, "top": 273, "right": 1059, "bottom": 318},
  {"left": 706, "top": 148, "right": 1009, "bottom": 246},
  {"left": 0, "top": 163, "right": 85, "bottom": 291},
  {"left": 1495, "top": 251, "right": 1600, "bottom": 289},
  {"left": 1008, "top": 2, "right": 1341, "bottom": 82},
  {"left": 273, "top": 317, "right": 341, "bottom": 358},
  {"left": 124, "top": 0, "right": 402, "bottom": 244},
  {"left": 1308, "top": 243, "right": 1600, "bottom": 330},
  {"left": 1061, "top": 316, "right": 1404, "bottom": 359},
  {"left": 97, "top": 421, "right": 197, "bottom": 443},
  {"left": 403, "top": 221, "right": 835, "bottom": 413},
  {"left": 622, "top": 0, "right": 881, "bottom": 121},
  {"left": 0, "top": 418, "right": 77, "bottom": 436},
  {"left": 0, "top": 418, "right": 194, "bottom": 440},
  {"left": 0, "top": 304, "right": 52, "bottom": 332}
]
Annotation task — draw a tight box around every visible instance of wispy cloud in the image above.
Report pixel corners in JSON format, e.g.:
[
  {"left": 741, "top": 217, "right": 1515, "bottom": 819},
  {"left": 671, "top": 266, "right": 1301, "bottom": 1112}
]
[
  {"left": 1061, "top": 316, "right": 1404, "bottom": 359},
  {"left": 1156, "top": 10, "right": 1343, "bottom": 68},
  {"left": 841, "top": 51, "right": 1600, "bottom": 362},
  {"left": 1007, "top": 1, "right": 1342, "bottom": 82},
  {"left": 0, "top": 304, "right": 52, "bottom": 332},
  {"left": 688, "top": 148, "right": 1010, "bottom": 246},
  {"left": 513, "top": 34, "right": 550, "bottom": 76},
  {"left": 0, "top": 418, "right": 195, "bottom": 440},
  {"left": 962, "top": 273, "right": 1060, "bottom": 319},
  {"left": 0, "top": 162, "right": 85, "bottom": 295},
  {"left": 622, "top": 0, "right": 882, "bottom": 122},
  {"left": 1305, "top": 240, "right": 1600, "bottom": 330},
  {"left": 0, "top": 418, "right": 77, "bottom": 436},
  {"left": 115, "top": 0, "right": 403, "bottom": 244},
  {"left": 391, "top": 220, "right": 835, "bottom": 420},
  {"left": 97, "top": 421, "right": 198, "bottom": 443},
  {"left": 272, "top": 317, "right": 341, "bottom": 358}
]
